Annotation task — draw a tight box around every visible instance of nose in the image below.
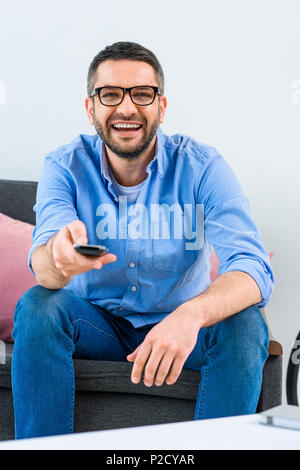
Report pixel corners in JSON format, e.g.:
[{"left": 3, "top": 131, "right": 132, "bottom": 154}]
[{"left": 116, "top": 90, "right": 137, "bottom": 114}]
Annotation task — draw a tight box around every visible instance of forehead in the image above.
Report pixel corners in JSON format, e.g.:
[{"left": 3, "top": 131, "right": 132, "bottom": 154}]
[{"left": 94, "top": 59, "right": 158, "bottom": 87}]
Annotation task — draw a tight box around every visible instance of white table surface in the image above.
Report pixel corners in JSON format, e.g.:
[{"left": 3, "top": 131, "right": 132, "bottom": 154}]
[{"left": 0, "top": 414, "right": 299, "bottom": 450}]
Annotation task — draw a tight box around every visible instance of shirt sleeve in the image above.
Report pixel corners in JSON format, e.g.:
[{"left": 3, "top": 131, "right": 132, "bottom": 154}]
[
  {"left": 198, "top": 153, "right": 274, "bottom": 308},
  {"left": 28, "top": 155, "right": 79, "bottom": 276}
]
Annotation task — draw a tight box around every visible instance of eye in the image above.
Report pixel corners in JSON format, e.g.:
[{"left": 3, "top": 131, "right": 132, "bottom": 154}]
[
  {"left": 102, "top": 92, "right": 119, "bottom": 98},
  {"left": 135, "top": 92, "right": 152, "bottom": 98}
]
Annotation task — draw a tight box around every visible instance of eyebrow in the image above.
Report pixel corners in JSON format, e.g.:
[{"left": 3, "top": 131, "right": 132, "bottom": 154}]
[{"left": 94, "top": 84, "right": 158, "bottom": 88}]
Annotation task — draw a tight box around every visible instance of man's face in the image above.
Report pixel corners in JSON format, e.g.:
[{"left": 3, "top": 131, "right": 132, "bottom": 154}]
[{"left": 85, "top": 60, "right": 167, "bottom": 160}]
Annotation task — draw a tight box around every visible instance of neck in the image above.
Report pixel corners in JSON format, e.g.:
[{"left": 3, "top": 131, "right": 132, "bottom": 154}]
[{"left": 105, "top": 136, "right": 157, "bottom": 187}]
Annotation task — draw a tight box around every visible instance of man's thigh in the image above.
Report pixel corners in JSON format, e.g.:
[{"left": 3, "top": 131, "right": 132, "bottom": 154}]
[
  {"left": 19, "top": 285, "right": 136, "bottom": 363},
  {"left": 182, "top": 305, "right": 268, "bottom": 373},
  {"left": 72, "top": 304, "right": 137, "bottom": 362}
]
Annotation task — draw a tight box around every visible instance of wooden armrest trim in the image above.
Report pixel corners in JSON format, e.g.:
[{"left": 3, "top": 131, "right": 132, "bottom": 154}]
[{"left": 268, "top": 340, "right": 283, "bottom": 356}]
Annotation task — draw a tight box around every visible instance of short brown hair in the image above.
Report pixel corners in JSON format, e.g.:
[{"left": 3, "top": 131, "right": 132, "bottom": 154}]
[{"left": 87, "top": 41, "right": 165, "bottom": 96}]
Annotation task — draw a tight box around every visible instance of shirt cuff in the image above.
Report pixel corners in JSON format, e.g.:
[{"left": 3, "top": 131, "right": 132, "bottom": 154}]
[
  {"left": 218, "top": 257, "right": 275, "bottom": 309},
  {"left": 27, "top": 231, "right": 59, "bottom": 277}
]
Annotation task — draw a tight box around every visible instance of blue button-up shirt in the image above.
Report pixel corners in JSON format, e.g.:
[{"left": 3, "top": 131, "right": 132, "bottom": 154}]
[{"left": 28, "top": 127, "right": 274, "bottom": 327}]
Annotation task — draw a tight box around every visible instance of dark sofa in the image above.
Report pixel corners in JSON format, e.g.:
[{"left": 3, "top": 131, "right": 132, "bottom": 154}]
[{"left": 0, "top": 179, "right": 282, "bottom": 441}]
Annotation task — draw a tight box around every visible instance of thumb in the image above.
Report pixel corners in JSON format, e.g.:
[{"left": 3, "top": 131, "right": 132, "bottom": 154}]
[
  {"left": 67, "top": 220, "right": 88, "bottom": 244},
  {"left": 127, "top": 352, "right": 134, "bottom": 362},
  {"left": 127, "top": 344, "right": 142, "bottom": 362}
]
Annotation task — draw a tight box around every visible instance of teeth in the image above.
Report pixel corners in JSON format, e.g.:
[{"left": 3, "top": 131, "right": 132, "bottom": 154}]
[{"left": 113, "top": 123, "right": 141, "bottom": 129}]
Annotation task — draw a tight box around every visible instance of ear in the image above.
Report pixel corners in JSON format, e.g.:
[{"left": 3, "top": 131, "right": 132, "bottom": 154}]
[
  {"left": 85, "top": 97, "right": 94, "bottom": 126},
  {"left": 159, "top": 95, "right": 167, "bottom": 124}
]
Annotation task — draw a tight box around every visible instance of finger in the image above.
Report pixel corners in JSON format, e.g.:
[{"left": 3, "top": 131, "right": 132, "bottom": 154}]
[
  {"left": 154, "top": 351, "right": 175, "bottom": 386},
  {"left": 56, "top": 255, "right": 101, "bottom": 276},
  {"left": 54, "top": 223, "right": 87, "bottom": 267},
  {"left": 165, "top": 356, "right": 185, "bottom": 385},
  {"left": 143, "top": 346, "right": 165, "bottom": 387},
  {"left": 92, "top": 254, "right": 117, "bottom": 272},
  {"left": 56, "top": 254, "right": 116, "bottom": 277},
  {"left": 76, "top": 252, "right": 117, "bottom": 269},
  {"left": 73, "top": 252, "right": 117, "bottom": 271},
  {"left": 131, "top": 342, "right": 152, "bottom": 384},
  {"left": 98, "top": 253, "right": 117, "bottom": 265},
  {"left": 127, "top": 344, "right": 142, "bottom": 362},
  {"left": 66, "top": 220, "right": 88, "bottom": 244}
]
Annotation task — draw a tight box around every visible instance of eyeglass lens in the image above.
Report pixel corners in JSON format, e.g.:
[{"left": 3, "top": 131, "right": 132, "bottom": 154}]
[{"left": 99, "top": 87, "right": 155, "bottom": 106}]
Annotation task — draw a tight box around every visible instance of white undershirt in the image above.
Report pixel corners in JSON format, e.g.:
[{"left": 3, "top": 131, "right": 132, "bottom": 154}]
[
  {"left": 111, "top": 175, "right": 146, "bottom": 204},
  {"left": 102, "top": 144, "right": 147, "bottom": 203}
]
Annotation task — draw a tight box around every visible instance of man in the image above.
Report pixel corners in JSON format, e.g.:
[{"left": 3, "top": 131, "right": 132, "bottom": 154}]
[{"left": 12, "top": 41, "right": 274, "bottom": 439}]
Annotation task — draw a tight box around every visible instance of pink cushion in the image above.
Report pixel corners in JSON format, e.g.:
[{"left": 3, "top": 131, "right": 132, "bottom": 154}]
[
  {"left": 0, "top": 213, "right": 37, "bottom": 343},
  {"left": 209, "top": 248, "right": 220, "bottom": 282}
]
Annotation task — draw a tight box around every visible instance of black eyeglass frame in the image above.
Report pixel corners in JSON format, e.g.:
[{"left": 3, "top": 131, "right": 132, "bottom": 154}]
[{"left": 89, "top": 86, "right": 161, "bottom": 106}]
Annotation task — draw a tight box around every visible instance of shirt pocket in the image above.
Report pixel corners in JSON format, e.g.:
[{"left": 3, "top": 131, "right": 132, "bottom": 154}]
[{"left": 152, "top": 238, "right": 198, "bottom": 272}]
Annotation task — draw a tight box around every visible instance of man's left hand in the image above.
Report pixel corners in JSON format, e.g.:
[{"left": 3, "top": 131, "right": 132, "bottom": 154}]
[{"left": 126, "top": 306, "right": 201, "bottom": 387}]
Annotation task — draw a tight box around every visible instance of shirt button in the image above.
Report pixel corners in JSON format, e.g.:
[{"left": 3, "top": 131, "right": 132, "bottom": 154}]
[
  {"left": 119, "top": 307, "right": 123, "bottom": 311},
  {"left": 129, "top": 262, "right": 136, "bottom": 268},
  {"left": 131, "top": 286, "right": 137, "bottom": 292}
]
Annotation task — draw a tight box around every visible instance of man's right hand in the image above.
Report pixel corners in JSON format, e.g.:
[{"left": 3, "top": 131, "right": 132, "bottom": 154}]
[{"left": 49, "top": 220, "right": 117, "bottom": 279}]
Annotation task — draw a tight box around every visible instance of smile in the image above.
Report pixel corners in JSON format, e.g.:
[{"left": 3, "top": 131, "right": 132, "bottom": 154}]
[
  {"left": 111, "top": 121, "right": 144, "bottom": 137},
  {"left": 112, "top": 123, "right": 142, "bottom": 129}
]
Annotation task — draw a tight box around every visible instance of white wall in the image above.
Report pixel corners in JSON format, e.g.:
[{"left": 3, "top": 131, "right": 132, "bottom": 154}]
[{"left": 1, "top": 0, "right": 299, "bottom": 401}]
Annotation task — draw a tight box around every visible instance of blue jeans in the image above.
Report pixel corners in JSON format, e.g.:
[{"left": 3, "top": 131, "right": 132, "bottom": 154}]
[{"left": 11, "top": 285, "right": 269, "bottom": 439}]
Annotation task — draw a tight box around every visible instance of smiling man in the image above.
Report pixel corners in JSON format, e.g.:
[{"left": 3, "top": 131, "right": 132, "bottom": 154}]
[
  {"left": 87, "top": 58, "right": 166, "bottom": 187},
  {"left": 11, "top": 42, "right": 274, "bottom": 439}
]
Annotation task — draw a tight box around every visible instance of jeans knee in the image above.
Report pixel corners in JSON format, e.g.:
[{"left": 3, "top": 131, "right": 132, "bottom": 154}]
[
  {"left": 12, "top": 285, "right": 74, "bottom": 342},
  {"left": 235, "top": 305, "right": 269, "bottom": 350},
  {"left": 210, "top": 305, "right": 269, "bottom": 363}
]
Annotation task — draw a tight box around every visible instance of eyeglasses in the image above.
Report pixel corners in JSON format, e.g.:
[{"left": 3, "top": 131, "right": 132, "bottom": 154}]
[{"left": 90, "top": 86, "right": 161, "bottom": 106}]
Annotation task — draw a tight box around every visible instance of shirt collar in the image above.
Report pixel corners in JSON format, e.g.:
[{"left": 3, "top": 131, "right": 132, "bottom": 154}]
[
  {"left": 96, "top": 126, "right": 165, "bottom": 183},
  {"left": 101, "top": 144, "right": 112, "bottom": 182}
]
